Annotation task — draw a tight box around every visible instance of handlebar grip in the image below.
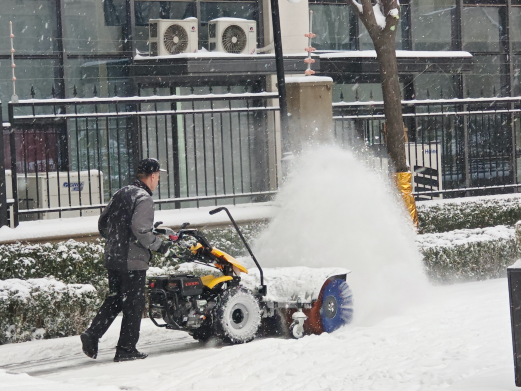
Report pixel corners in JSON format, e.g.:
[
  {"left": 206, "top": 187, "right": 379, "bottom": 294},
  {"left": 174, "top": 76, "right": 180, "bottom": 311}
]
[{"left": 209, "top": 207, "right": 225, "bottom": 215}]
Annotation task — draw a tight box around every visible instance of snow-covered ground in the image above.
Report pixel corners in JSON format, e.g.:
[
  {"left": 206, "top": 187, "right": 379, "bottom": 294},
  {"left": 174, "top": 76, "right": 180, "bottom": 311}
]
[{"left": 0, "top": 277, "right": 517, "bottom": 391}]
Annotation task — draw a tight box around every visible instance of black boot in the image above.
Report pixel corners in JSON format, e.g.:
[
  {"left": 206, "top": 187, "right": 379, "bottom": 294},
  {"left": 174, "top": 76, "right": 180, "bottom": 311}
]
[
  {"left": 80, "top": 331, "right": 99, "bottom": 359},
  {"left": 114, "top": 348, "right": 148, "bottom": 362}
]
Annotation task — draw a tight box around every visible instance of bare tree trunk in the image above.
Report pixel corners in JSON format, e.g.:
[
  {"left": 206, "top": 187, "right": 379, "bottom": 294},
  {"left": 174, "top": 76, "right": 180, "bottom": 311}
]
[
  {"left": 374, "top": 40, "right": 408, "bottom": 172},
  {"left": 349, "top": 0, "right": 418, "bottom": 229}
]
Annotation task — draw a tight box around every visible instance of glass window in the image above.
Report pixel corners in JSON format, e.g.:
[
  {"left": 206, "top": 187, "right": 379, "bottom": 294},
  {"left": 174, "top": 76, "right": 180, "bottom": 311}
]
[
  {"left": 63, "top": 0, "right": 124, "bottom": 54},
  {"left": 0, "top": 0, "right": 57, "bottom": 55},
  {"left": 512, "top": 7, "right": 521, "bottom": 52},
  {"left": 413, "top": 74, "right": 458, "bottom": 99},
  {"left": 462, "top": 6, "right": 502, "bottom": 52},
  {"left": 410, "top": 0, "right": 454, "bottom": 51},
  {"left": 64, "top": 58, "right": 131, "bottom": 98},
  {"left": 199, "top": 2, "right": 257, "bottom": 50},
  {"left": 135, "top": 1, "right": 196, "bottom": 26},
  {"left": 464, "top": 54, "right": 501, "bottom": 97},
  {"left": 309, "top": 4, "right": 353, "bottom": 51},
  {"left": 103, "top": 0, "right": 126, "bottom": 26},
  {"left": 332, "top": 83, "right": 384, "bottom": 102},
  {"left": 0, "top": 58, "right": 57, "bottom": 119}
]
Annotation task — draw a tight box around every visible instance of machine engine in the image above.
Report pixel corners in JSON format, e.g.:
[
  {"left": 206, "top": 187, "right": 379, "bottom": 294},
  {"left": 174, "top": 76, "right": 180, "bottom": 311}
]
[{"left": 148, "top": 274, "right": 214, "bottom": 330}]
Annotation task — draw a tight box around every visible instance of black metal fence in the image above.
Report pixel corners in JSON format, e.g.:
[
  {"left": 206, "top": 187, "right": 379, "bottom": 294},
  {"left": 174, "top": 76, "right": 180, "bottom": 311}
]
[
  {"left": 2, "top": 91, "right": 280, "bottom": 227},
  {"left": 333, "top": 97, "right": 521, "bottom": 200}
]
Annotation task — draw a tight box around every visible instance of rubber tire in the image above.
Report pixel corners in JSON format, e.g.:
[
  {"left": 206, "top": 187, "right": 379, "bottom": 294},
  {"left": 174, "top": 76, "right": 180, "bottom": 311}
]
[
  {"left": 320, "top": 279, "right": 353, "bottom": 333},
  {"left": 214, "top": 287, "right": 261, "bottom": 344}
]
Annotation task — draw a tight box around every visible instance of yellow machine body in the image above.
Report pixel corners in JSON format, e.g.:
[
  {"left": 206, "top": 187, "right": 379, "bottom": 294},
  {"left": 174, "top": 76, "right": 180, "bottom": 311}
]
[
  {"left": 190, "top": 244, "right": 249, "bottom": 274},
  {"left": 200, "top": 275, "right": 234, "bottom": 289}
]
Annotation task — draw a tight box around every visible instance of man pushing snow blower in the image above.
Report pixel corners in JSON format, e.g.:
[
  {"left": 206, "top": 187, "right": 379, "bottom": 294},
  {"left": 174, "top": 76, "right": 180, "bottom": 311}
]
[{"left": 80, "top": 158, "right": 171, "bottom": 362}]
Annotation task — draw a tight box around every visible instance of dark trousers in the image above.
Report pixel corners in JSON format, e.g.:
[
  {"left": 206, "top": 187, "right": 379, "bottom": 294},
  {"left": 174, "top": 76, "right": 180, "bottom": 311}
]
[{"left": 87, "top": 269, "right": 146, "bottom": 351}]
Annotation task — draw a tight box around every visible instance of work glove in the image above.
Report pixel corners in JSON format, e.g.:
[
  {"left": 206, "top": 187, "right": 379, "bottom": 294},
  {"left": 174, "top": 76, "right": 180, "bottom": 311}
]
[{"left": 157, "top": 240, "right": 173, "bottom": 255}]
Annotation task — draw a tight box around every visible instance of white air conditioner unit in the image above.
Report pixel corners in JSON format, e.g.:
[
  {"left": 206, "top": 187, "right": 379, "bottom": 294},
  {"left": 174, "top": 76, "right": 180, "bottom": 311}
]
[
  {"left": 208, "top": 18, "right": 256, "bottom": 55},
  {"left": 12, "top": 170, "right": 104, "bottom": 221},
  {"left": 149, "top": 18, "right": 198, "bottom": 56}
]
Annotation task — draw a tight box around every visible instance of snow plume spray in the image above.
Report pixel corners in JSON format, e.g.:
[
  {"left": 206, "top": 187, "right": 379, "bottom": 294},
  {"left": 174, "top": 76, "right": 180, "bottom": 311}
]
[{"left": 253, "top": 145, "right": 429, "bottom": 325}]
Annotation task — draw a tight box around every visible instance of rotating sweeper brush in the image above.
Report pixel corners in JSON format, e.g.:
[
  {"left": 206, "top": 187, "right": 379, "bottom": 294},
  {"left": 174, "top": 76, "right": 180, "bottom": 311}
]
[{"left": 147, "top": 207, "right": 353, "bottom": 343}]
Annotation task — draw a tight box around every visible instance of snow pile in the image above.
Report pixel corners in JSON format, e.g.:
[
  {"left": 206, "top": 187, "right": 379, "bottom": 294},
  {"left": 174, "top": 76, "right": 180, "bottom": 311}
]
[
  {"left": 0, "top": 278, "right": 96, "bottom": 302},
  {"left": 241, "top": 266, "right": 351, "bottom": 304},
  {"left": 251, "top": 145, "right": 428, "bottom": 324},
  {"left": 417, "top": 225, "right": 515, "bottom": 248}
]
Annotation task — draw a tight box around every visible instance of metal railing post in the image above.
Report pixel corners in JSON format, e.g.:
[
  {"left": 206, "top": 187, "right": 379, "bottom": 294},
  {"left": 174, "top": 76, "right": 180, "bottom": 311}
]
[
  {"left": 463, "top": 104, "right": 471, "bottom": 190},
  {"left": 8, "top": 102, "right": 18, "bottom": 227},
  {"left": 0, "top": 103, "right": 7, "bottom": 227}
]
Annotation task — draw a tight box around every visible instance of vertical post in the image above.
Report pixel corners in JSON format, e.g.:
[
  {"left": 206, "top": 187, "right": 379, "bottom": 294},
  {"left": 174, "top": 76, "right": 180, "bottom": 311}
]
[
  {"left": 170, "top": 86, "right": 181, "bottom": 209},
  {"left": 504, "top": 0, "right": 517, "bottom": 188},
  {"left": 55, "top": 0, "right": 69, "bottom": 172},
  {"left": 401, "top": 3, "right": 412, "bottom": 51},
  {"left": 0, "top": 104, "right": 6, "bottom": 227},
  {"left": 124, "top": 0, "right": 141, "bottom": 177},
  {"left": 8, "top": 103, "right": 19, "bottom": 227},
  {"left": 269, "top": 0, "right": 289, "bottom": 153},
  {"left": 9, "top": 22, "right": 18, "bottom": 103},
  {"left": 463, "top": 108, "right": 470, "bottom": 190}
]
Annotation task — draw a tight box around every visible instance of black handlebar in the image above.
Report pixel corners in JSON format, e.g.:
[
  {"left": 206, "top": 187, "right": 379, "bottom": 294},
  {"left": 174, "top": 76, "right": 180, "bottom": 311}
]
[
  {"left": 209, "top": 207, "right": 266, "bottom": 296},
  {"left": 209, "top": 207, "right": 225, "bottom": 215}
]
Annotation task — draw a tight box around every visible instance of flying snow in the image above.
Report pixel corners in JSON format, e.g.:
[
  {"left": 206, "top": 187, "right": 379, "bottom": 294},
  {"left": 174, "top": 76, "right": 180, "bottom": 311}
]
[{"left": 252, "top": 145, "right": 430, "bottom": 325}]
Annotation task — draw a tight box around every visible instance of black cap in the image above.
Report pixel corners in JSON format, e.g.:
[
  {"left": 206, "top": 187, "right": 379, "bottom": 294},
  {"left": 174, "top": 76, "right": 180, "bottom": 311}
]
[{"left": 136, "top": 158, "right": 167, "bottom": 175}]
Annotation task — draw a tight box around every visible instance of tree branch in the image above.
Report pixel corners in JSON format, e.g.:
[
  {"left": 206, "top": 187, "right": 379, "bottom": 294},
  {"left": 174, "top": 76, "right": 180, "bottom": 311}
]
[
  {"left": 381, "top": 0, "right": 401, "bottom": 35},
  {"left": 352, "top": 0, "right": 380, "bottom": 40}
]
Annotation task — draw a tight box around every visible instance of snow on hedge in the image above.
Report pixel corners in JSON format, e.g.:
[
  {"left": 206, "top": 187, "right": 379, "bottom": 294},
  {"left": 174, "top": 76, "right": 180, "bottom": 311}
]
[
  {"left": 417, "top": 225, "right": 520, "bottom": 283},
  {"left": 417, "top": 193, "right": 521, "bottom": 234},
  {"left": 0, "top": 278, "right": 101, "bottom": 344}
]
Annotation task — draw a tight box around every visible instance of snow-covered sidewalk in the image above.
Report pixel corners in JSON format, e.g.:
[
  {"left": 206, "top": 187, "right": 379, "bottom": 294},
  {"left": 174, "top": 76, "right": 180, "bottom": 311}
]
[
  {"left": 0, "top": 202, "right": 277, "bottom": 244},
  {"left": 0, "top": 277, "right": 517, "bottom": 391}
]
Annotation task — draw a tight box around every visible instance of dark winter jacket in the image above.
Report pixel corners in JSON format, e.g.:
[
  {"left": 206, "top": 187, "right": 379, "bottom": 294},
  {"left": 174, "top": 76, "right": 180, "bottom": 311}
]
[{"left": 98, "top": 180, "right": 162, "bottom": 271}]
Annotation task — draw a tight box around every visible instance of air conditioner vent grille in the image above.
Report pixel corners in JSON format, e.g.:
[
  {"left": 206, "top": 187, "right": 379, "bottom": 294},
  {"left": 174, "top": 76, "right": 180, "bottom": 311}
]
[
  {"left": 163, "top": 24, "right": 189, "bottom": 54},
  {"left": 221, "top": 25, "right": 247, "bottom": 54}
]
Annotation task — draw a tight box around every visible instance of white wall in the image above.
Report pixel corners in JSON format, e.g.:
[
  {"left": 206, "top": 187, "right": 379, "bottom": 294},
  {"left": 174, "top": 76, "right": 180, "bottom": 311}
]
[{"left": 262, "top": 0, "right": 309, "bottom": 54}]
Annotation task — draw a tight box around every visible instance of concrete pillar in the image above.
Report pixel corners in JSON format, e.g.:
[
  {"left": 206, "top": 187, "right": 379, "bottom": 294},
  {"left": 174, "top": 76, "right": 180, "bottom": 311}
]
[{"left": 285, "top": 76, "right": 334, "bottom": 152}]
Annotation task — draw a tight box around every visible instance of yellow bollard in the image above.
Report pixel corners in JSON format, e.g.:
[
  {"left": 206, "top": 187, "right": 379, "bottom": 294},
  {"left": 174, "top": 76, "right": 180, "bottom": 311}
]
[{"left": 395, "top": 172, "right": 419, "bottom": 230}]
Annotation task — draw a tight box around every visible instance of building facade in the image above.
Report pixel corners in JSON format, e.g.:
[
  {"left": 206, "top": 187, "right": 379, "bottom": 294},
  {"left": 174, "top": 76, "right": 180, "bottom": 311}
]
[
  {"left": 0, "top": 0, "right": 520, "bottom": 112},
  {"left": 1, "top": 0, "right": 521, "bottom": 226}
]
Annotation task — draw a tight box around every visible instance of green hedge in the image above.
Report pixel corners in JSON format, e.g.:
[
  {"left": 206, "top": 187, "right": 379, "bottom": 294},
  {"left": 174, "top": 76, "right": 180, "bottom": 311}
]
[
  {"left": 417, "top": 194, "right": 521, "bottom": 234},
  {"left": 0, "top": 240, "right": 107, "bottom": 290},
  {"left": 417, "top": 225, "right": 520, "bottom": 283},
  {"left": 0, "top": 278, "right": 102, "bottom": 344}
]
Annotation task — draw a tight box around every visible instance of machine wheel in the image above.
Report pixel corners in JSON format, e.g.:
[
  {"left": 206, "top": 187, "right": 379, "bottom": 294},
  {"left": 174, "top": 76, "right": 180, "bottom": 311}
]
[
  {"left": 214, "top": 287, "right": 261, "bottom": 344},
  {"left": 319, "top": 279, "right": 353, "bottom": 333},
  {"left": 289, "top": 322, "right": 304, "bottom": 339}
]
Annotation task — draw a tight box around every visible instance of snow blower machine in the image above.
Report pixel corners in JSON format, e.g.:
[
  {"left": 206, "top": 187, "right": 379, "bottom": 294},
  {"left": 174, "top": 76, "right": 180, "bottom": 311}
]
[{"left": 147, "top": 207, "right": 353, "bottom": 344}]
